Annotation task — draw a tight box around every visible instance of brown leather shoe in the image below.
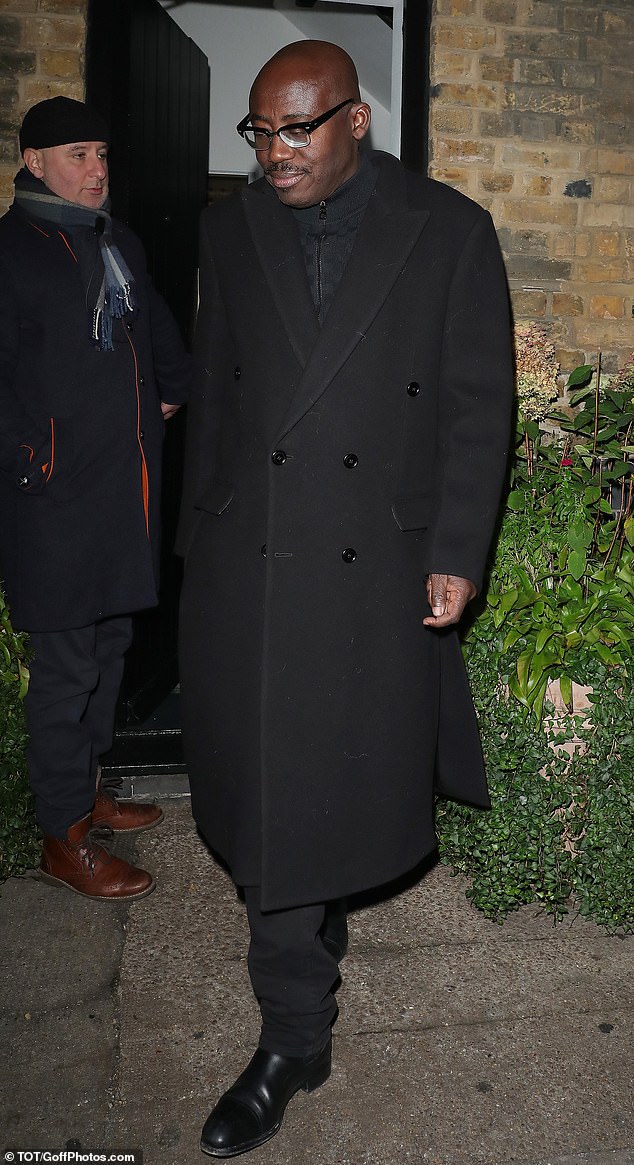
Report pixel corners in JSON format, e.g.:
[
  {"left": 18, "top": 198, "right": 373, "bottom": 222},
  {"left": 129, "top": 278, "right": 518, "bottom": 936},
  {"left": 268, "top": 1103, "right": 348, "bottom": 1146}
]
[
  {"left": 40, "top": 813, "right": 155, "bottom": 900},
  {"left": 91, "top": 788, "right": 164, "bottom": 833}
]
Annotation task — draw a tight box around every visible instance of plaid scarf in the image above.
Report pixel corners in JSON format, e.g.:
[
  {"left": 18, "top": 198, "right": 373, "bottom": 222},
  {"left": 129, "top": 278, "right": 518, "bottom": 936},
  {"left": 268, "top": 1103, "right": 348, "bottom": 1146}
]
[{"left": 13, "top": 168, "right": 137, "bottom": 351}]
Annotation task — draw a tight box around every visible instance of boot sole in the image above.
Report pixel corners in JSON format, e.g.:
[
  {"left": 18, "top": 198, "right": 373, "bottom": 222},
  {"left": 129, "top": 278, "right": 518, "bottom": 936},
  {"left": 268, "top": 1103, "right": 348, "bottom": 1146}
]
[
  {"left": 91, "top": 808, "right": 165, "bottom": 835},
  {"left": 200, "top": 1059, "right": 331, "bottom": 1158},
  {"left": 39, "top": 870, "right": 156, "bottom": 900}
]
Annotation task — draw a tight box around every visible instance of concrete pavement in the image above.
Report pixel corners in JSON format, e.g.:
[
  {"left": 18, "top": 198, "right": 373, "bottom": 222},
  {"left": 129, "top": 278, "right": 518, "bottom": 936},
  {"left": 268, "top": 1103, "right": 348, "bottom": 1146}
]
[{"left": 1, "top": 798, "right": 632, "bottom": 1165}]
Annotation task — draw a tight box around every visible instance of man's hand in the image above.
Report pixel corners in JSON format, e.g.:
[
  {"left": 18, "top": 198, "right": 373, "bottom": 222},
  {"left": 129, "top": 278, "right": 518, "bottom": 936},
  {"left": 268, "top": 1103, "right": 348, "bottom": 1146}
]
[
  {"left": 161, "top": 402, "right": 181, "bottom": 420},
  {"left": 423, "top": 573, "right": 477, "bottom": 628}
]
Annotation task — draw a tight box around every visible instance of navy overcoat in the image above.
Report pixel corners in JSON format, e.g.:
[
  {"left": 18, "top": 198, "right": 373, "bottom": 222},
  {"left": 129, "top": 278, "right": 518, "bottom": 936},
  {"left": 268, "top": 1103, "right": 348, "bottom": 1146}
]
[
  {"left": 178, "top": 152, "right": 513, "bottom": 910},
  {"left": 0, "top": 199, "right": 190, "bottom": 631}
]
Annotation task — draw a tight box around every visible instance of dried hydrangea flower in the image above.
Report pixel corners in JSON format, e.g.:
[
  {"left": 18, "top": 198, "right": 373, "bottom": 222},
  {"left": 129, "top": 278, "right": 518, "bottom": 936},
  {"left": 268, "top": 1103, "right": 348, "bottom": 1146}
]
[{"left": 514, "top": 322, "right": 560, "bottom": 423}]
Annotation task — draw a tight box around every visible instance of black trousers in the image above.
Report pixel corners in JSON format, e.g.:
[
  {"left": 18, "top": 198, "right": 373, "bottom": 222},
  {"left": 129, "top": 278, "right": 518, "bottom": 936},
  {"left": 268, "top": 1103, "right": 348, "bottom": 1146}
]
[
  {"left": 24, "top": 616, "right": 133, "bottom": 838},
  {"left": 244, "top": 886, "right": 340, "bottom": 1059}
]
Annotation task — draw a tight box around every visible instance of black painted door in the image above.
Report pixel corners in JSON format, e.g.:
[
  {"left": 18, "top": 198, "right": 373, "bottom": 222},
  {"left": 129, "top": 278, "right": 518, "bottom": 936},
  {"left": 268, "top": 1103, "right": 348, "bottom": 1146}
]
[
  {"left": 85, "top": 0, "right": 209, "bottom": 732},
  {"left": 402, "top": 0, "right": 432, "bottom": 174}
]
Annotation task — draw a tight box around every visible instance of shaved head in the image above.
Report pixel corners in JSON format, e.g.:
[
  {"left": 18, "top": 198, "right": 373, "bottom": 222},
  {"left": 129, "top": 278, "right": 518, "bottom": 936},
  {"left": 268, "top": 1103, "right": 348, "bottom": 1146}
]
[
  {"left": 248, "top": 40, "right": 371, "bottom": 208},
  {"left": 250, "top": 41, "right": 361, "bottom": 109}
]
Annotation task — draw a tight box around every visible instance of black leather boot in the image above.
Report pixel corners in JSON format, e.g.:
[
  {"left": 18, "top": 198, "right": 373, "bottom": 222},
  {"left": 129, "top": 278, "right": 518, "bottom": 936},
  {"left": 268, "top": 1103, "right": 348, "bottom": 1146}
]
[{"left": 200, "top": 1039, "right": 332, "bottom": 1157}]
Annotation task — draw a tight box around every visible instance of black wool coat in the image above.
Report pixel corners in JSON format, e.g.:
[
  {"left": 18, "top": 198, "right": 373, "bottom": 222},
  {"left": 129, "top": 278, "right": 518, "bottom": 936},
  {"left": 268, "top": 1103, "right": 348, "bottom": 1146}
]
[
  {"left": 178, "top": 151, "right": 513, "bottom": 910},
  {"left": 0, "top": 200, "right": 191, "bottom": 631}
]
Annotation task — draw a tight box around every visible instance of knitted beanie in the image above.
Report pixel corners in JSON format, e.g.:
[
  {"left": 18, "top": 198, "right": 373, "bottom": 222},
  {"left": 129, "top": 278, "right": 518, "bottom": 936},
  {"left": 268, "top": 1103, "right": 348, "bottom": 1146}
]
[{"left": 19, "top": 97, "right": 109, "bottom": 153}]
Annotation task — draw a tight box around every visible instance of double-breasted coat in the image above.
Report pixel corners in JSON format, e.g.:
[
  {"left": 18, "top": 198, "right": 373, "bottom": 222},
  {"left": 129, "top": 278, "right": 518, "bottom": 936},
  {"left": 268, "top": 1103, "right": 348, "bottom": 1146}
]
[
  {"left": 178, "top": 151, "right": 513, "bottom": 910},
  {"left": 0, "top": 200, "right": 191, "bottom": 632}
]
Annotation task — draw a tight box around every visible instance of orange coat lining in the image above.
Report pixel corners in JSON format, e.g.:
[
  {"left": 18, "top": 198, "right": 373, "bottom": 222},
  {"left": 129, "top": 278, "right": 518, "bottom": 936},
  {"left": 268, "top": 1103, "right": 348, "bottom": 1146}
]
[
  {"left": 126, "top": 331, "right": 150, "bottom": 537},
  {"left": 57, "top": 230, "right": 78, "bottom": 262},
  {"left": 45, "top": 419, "right": 55, "bottom": 482}
]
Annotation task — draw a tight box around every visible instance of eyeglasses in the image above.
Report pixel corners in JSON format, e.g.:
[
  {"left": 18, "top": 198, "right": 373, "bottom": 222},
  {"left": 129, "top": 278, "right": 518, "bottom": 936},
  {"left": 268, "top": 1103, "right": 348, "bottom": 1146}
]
[{"left": 236, "top": 99, "right": 355, "bottom": 151}]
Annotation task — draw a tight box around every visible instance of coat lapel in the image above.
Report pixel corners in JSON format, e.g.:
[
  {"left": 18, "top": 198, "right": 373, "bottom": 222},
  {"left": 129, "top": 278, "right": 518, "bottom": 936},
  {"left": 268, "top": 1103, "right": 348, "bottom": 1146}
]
[
  {"left": 242, "top": 181, "right": 320, "bottom": 369},
  {"left": 242, "top": 155, "right": 431, "bottom": 441},
  {"left": 274, "top": 158, "right": 430, "bottom": 440}
]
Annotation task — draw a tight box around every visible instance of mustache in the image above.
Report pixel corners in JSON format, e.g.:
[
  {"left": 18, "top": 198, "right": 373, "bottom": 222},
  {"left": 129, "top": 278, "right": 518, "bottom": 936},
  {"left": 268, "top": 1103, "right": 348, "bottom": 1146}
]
[{"left": 264, "top": 162, "right": 309, "bottom": 175}]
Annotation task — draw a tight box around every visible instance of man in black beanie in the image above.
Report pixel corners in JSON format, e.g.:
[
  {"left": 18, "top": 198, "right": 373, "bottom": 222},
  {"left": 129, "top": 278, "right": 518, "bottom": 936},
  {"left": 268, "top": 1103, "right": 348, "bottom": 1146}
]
[{"left": 0, "top": 96, "right": 191, "bottom": 899}]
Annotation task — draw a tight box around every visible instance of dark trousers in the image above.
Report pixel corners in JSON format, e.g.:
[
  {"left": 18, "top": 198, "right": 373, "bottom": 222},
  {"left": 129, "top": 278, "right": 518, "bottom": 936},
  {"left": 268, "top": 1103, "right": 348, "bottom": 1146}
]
[
  {"left": 24, "top": 616, "right": 133, "bottom": 838},
  {"left": 244, "top": 886, "right": 340, "bottom": 1059}
]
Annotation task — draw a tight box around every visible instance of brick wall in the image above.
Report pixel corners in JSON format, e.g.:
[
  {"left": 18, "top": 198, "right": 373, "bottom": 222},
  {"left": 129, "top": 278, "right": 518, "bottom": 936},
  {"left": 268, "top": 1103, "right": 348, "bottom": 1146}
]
[
  {"left": 0, "top": 0, "right": 86, "bottom": 210},
  {"left": 430, "top": 0, "right": 634, "bottom": 376}
]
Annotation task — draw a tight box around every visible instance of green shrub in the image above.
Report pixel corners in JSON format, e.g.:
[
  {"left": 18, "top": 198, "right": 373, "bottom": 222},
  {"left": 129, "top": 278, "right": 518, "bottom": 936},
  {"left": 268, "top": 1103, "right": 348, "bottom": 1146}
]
[
  {"left": 0, "top": 585, "right": 38, "bottom": 881},
  {"left": 437, "top": 341, "right": 634, "bottom": 932},
  {"left": 437, "top": 642, "right": 634, "bottom": 931}
]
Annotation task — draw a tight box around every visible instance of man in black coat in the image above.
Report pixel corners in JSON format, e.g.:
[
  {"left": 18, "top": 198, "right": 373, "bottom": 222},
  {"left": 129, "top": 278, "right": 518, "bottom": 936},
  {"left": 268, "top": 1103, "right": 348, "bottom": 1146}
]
[
  {"left": 0, "top": 98, "right": 190, "bottom": 900},
  {"left": 178, "top": 42, "right": 513, "bottom": 1155}
]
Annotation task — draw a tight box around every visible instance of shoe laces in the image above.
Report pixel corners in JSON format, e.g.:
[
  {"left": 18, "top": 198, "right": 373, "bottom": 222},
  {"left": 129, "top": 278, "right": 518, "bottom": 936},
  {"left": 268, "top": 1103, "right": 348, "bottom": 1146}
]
[{"left": 72, "top": 838, "right": 106, "bottom": 876}]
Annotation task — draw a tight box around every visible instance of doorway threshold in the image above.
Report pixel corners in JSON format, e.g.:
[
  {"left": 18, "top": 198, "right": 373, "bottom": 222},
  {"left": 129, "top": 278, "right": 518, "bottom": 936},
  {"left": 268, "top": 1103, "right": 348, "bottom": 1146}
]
[
  {"left": 100, "top": 688, "right": 189, "bottom": 799},
  {"left": 101, "top": 735, "right": 190, "bottom": 801}
]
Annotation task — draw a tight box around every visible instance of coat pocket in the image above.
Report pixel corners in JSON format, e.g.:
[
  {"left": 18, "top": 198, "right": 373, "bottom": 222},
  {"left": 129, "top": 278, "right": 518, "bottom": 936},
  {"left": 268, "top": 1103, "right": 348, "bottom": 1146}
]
[
  {"left": 390, "top": 492, "right": 431, "bottom": 532},
  {"left": 194, "top": 479, "right": 235, "bottom": 515},
  {"left": 42, "top": 417, "right": 76, "bottom": 503}
]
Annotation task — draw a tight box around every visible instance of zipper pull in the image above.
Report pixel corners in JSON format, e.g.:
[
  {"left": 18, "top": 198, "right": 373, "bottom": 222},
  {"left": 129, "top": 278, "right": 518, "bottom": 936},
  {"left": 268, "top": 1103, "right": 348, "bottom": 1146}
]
[{"left": 319, "top": 200, "right": 327, "bottom": 220}]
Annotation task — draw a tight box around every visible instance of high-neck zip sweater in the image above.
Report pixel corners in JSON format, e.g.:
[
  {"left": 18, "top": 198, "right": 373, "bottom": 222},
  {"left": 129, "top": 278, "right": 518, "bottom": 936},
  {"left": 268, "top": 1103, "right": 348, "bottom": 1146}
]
[{"left": 291, "top": 152, "right": 378, "bottom": 325}]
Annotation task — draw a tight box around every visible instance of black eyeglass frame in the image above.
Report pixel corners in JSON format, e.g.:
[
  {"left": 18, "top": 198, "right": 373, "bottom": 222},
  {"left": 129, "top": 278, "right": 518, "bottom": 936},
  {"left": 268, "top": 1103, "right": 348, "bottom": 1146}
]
[{"left": 236, "top": 98, "right": 356, "bottom": 150}]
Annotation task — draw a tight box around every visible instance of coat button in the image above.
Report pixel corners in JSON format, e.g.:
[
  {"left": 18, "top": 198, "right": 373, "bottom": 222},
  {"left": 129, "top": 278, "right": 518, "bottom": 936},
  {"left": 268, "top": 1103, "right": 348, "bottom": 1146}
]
[
  {"left": 234, "top": 366, "right": 241, "bottom": 380},
  {"left": 260, "top": 543, "right": 267, "bottom": 557},
  {"left": 271, "top": 449, "right": 286, "bottom": 465},
  {"left": 343, "top": 453, "right": 358, "bottom": 468},
  {"left": 139, "top": 376, "right": 145, "bottom": 386},
  {"left": 342, "top": 547, "right": 357, "bottom": 563},
  {"left": 139, "top": 430, "right": 145, "bottom": 439},
  {"left": 407, "top": 381, "right": 421, "bottom": 396}
]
